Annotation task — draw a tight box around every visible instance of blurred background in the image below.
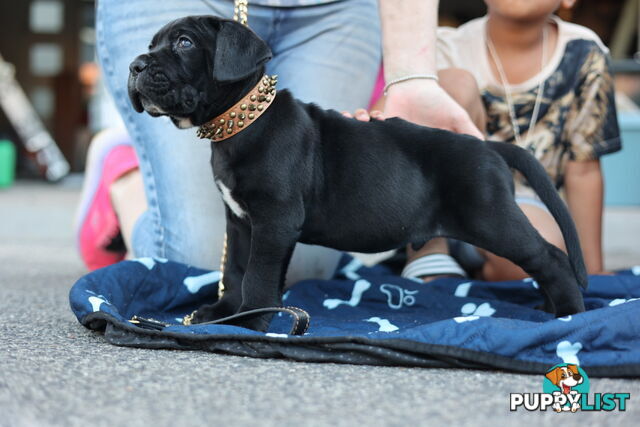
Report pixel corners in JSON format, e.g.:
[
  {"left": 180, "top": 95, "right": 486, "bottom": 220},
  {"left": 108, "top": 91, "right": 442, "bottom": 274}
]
[
  {"left": 0, "top": 0, "right": 640, "bottom": 271},
  {"left": 0, "top": 0, "right": 98, "bottom": 182}
]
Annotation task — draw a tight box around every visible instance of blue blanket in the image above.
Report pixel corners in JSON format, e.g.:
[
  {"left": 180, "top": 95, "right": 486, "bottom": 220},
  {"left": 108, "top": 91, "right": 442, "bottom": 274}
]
[{"left": 69, "top": 256, "right": 640, "bottom": 377}]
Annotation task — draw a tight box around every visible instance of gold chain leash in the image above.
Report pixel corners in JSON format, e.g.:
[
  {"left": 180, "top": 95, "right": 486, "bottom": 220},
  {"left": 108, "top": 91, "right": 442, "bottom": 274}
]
[
  {"left": 218, "top": 233, "right": 228, "bottom": 299},
  {"left": 233, "top": 0, "right": 249, "bottom": 26},
  {"left": 216, "top": 0, "right": 248, "bottom": 304}
]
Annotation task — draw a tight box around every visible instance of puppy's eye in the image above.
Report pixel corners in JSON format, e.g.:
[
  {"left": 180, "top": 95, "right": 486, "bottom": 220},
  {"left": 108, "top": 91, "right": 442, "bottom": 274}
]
[{"left": 177, "top": 36, "right": 193, "bottom": 49}]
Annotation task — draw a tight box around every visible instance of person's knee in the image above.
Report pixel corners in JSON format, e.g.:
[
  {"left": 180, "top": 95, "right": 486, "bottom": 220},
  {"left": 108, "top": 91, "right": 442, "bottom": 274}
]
[
  {"left": 480, "top": 205, "right": 567, "bottom": 281},
  {"left": 520, "top": 204, "right": 567, "bottom": 253},
  {"left": 482, "top": 252, "right": 528, "bottom": 282}
]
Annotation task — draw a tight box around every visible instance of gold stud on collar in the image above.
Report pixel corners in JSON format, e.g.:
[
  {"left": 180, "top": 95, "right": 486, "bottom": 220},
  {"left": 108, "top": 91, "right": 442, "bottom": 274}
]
[{"left": 197, "top": 75, "right": 278, "bottom": 142}]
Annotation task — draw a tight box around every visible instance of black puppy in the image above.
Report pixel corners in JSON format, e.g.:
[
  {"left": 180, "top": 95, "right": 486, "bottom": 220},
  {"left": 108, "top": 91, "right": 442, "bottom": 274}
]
[{"left": 128, "top": 16, "right": 586, "bottom": 331}]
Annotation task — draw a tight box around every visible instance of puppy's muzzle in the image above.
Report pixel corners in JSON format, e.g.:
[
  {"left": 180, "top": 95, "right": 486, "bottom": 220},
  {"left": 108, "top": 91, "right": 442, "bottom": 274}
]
[
  {"left": 128, "top": 55, "right": 148, "bottom": 113},
  {"left": 130, "top": 56, "right": 149, "bottom": 75},
  {"left": 128, "top": 54, "right": 171, "bottom": 114}
]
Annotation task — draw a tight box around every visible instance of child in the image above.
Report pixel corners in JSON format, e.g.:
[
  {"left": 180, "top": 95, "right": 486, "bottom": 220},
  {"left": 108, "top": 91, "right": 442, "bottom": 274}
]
[{"left": 378, "top": 0, "right": 621, "bottom": 281}]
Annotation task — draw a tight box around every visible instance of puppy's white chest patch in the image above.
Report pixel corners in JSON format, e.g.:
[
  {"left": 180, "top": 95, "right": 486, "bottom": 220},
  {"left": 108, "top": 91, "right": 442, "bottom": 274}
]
[
  {"left": 177, "top": 118, "right": 193, "bottom": 128},
  {"left": 216, "top": 180, "right": 247, "bottom": 218}
]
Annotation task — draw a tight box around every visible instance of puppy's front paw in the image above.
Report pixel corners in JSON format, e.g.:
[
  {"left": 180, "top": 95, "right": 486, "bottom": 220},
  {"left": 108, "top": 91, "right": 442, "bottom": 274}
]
[
  {"left": 185, "top": 302, "right": 231, "bottom": 325},
  {"left": 228, "top": 313, "right": 273, "bottom": 332}
]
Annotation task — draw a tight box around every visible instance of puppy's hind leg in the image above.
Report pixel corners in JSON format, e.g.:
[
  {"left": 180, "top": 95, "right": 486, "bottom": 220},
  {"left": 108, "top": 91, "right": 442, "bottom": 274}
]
[{"left": 452, "top": 199, "right": 585, "bottom": 317}]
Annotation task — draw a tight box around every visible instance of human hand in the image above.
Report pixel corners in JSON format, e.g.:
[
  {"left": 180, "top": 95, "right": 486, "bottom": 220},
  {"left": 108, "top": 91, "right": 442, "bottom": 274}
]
[
  {"left": 341, "top": 108, "right": 385, "bottom": 121},
  {"left": 384, "top": 79, "right": 483, "bottom": 139}
]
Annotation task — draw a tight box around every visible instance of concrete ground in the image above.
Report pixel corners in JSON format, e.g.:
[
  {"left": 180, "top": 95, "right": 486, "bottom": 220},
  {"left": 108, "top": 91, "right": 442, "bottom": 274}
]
[{"left": 1, "top": 179, "right": 639, "bottom": 427}]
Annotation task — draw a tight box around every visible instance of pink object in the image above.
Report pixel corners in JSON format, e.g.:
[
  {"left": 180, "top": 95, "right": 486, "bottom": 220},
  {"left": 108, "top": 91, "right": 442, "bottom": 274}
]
[
  {"left": 75, "top": 129, "right": 138, "bottom": 270},
  {"left": 368, "top": 66, "right": 385, "bottom": 109}
]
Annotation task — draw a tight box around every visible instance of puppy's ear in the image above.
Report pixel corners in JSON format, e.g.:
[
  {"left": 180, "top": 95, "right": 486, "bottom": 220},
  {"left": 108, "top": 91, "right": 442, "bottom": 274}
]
[
  {"left": 545, "top": 368, "right": 560, "bottom": 385},
  {"left": 211, "top": 19, "right": 272, "bottom": 83}
]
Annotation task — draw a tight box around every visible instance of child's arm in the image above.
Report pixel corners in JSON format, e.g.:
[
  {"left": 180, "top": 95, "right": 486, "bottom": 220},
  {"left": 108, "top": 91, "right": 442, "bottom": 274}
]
[
  {"left": 562, "top": 44, "right": 621, "bottom": 275},
  {"left": 564, "top": 159, "right": 605, "bottom": 274}
]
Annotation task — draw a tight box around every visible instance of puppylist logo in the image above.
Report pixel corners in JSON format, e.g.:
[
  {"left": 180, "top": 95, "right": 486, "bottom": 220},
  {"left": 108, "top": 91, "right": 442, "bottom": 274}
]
[{"left": 510, "top": 364, "right": 630, "bottom": 412}]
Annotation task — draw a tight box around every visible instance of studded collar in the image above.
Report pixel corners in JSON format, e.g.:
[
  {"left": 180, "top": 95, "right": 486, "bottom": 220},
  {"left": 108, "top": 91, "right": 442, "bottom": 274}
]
[{"left": 197, "top": 75, "right": 277, "bottom": 142}]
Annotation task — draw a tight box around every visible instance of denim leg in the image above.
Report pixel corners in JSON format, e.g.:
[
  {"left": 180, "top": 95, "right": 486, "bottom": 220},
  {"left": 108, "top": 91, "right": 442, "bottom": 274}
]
[
  {"left": 97, "top": 0, "right": 381, "bottom": 278},
  {"left": 97, "top": 0, "right": 229, "bottom": 268},
  {"left": 266, "top": 0, "right": 381, "bottom": 111}
]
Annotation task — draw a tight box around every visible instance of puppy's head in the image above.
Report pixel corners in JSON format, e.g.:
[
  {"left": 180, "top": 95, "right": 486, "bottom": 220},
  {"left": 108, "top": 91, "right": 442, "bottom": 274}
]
[
  {"left": 128, "top": 15, "right": 272, "bottom": 128},
  {"left": 545, "top": 365, "right": 583, "bottom": 392}
]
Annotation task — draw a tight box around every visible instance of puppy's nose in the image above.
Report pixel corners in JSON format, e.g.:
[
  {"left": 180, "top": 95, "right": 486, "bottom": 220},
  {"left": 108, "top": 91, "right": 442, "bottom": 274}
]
[{"left": 129, "top": 56, "right": 149, "bottom": 74}]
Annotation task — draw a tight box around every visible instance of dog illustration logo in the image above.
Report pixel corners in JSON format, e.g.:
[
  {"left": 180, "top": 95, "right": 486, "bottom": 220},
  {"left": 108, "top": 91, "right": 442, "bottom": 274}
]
[
  {"left": 546, "top": 364, "right": 584, "bottom": 395},
  {"left": 543, "top": 364, "right": 590, "bottom": 412},
  {"left": 512, "top": 364, "right": 630, "bottom": 412}
]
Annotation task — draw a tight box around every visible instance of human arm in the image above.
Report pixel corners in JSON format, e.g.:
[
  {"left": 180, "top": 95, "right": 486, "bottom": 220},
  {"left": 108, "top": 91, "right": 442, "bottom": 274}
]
[
  {"left": 378, "top": 0, "right": 482, "bottom": 138},
  {"left": 562, "top": 46, "right": 621, "bottom": 275},
  {"left": 564, "top": 159, "right": 605, "bottom": 274}
]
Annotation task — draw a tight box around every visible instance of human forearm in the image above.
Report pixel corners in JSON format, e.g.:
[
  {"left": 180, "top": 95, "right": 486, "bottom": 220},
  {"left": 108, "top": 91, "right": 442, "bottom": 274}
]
[
  {"left": 564, "top": 160, "right": 605, "bottom": 274},
  {"left": 377, "top": 0, "right": 482, "bottom": 137},
  {"left": 379, "top": 0, "right": 438, "bottom": 80}
]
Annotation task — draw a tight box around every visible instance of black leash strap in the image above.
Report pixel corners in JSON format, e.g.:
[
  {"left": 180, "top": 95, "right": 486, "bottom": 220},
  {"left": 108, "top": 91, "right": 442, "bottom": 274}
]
[{"left": 130, "top": 306, "right": 310, "bottom": 335}]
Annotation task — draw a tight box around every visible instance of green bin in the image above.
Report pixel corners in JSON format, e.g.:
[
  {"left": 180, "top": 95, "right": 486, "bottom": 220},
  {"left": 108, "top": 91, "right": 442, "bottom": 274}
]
[{"left": 0, "top": 139, "right": 16, "bottom": 188}]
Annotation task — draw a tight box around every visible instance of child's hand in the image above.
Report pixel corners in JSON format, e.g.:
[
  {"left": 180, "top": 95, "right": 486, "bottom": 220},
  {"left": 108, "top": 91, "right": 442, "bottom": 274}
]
[{"left": 341, "top": 109, "right": 385, "bottom": 121}]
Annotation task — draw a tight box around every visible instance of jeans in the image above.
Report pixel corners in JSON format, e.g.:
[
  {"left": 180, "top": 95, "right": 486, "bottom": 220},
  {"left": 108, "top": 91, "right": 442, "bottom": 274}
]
[{"left": 96, "top": 0, "right": 381, "bottom": 282}]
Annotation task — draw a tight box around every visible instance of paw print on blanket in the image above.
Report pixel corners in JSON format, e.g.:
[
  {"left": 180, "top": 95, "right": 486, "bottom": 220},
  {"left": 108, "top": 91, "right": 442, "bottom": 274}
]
[
  {"left": 452, "top": 302, "right": 496, "bottom": 323},
  {"left": 460, "top": 302, "right": 496, "bottom": 317}
]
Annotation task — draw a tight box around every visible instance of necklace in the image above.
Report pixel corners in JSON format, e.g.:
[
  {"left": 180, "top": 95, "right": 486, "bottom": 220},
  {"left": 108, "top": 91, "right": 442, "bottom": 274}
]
[{"left": 486, "top": 23, "right": 548, "bottom": 146}]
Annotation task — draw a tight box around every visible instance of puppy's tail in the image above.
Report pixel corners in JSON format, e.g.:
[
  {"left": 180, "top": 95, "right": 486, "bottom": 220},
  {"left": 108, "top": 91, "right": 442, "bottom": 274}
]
[{"left": 489, "top": 141, "right": 588, "bottom": 289}]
